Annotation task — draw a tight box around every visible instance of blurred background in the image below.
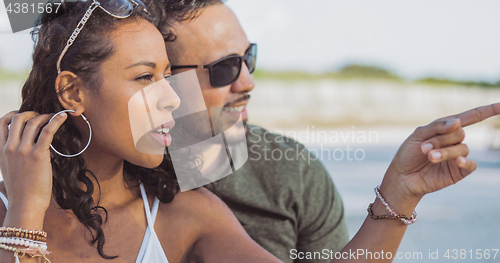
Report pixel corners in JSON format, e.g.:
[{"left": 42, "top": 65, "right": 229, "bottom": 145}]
[{"left": 1, "top": 0, "right": 500, "bottom": 261}]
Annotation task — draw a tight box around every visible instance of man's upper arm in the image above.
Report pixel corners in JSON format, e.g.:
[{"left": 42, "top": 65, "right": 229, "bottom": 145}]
[{"left": 295, "top": 150, "right": 349, "bottom": 262}]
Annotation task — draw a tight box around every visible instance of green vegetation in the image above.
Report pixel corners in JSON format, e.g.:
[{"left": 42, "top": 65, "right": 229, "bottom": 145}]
[
  {"left": 415, "top": 77, "right": 500, "bottom": 88},
  {"left": 253, "top": 64, "right": 402, "bottom": 82},
  {"left": 254, "top": 64, "right": 500, "bottom": 88},
  {"left": 336, "top": 64, "right": 401, "bottom": 80},
  {"left": 0, "top": 69, "right": 29, "bottom": 81}
]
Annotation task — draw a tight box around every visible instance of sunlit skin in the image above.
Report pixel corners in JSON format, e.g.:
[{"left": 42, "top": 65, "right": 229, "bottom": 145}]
[
  {"left": 0, "top": 18, "right": 279, "bottom": 263},
  {"left": 166, "top": 4, "right": 255, "bottom": 123}
]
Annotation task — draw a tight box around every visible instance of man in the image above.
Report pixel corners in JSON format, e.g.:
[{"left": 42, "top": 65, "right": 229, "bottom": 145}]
[{"left": 156, "top": 1, "right": 349, "bottom": 262}]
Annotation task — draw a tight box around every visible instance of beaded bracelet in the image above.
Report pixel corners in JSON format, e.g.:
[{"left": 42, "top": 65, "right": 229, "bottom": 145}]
[
  {"left": 0, "top": 243, "right": 51, "bottom": 263},
  {"left": 367, "top": 203, "right": 412, "bottom": 220},
  {"left": 0, "top": 227, "right": 47, "bottom": 242},
  {"left": 370, "top": 185, "right": 419, "bottom": 225},
  {"left": 0, "top": 227, "right": 48, "bottom": 237},
  {"left": 0, "top": 236, "right": 48, "bottom": 250}
]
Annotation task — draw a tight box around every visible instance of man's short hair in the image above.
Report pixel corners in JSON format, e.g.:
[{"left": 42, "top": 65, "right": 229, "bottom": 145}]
[{"left": 154, "top": 0, "right": 225, "bottom": 41}]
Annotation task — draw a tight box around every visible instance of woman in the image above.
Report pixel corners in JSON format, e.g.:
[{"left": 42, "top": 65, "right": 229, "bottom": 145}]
[
  {"left": 0, "top": 0, "right": 499, "bottom": 263},
  {"left": 0, "top": 0, "right": 279, "bottom": 262}
]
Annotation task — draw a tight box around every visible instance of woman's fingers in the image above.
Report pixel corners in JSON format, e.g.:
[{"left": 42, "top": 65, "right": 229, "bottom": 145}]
[
  {"left": 18, "top": 115, "right": 53, "bottom": 150},
  {"left": 35, "top": 112, "right": 67, "bottom": 150},
  {"left": 421, "top": 125, "right": 466, "bottom": 154},
  {"left": 427, "top": 143, "right": 469, "bottom": 164},
  {"left": 0, "top": 111, "right": 67, "bottom": 154},
  {"left": 0, "top": 111, "right": 18, "bottom": 148},
  {"left": 5, "top": 112, "right": 38, "bottom": 150}
]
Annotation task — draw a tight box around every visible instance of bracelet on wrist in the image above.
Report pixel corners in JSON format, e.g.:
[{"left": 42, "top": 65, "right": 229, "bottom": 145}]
[
  {"left": 0, "top": 227, "right": 47, "bottom": 242},
  {"left": 368, "top": 185, "right": 419, "bottom": 225},
  {"left": 0, "top": 227, "right": 51, "bottom": 263},
  {"left": 0, "top": 236, "right": 48, "bottom": 250},
  {"left": 0, "top": 243, "right": 51, "bottom": 263}
]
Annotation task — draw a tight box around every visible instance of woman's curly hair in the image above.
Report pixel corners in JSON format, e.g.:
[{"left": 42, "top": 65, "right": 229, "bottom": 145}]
[{"left": 18, "top": 0, "right": 199, "bottom": 259}]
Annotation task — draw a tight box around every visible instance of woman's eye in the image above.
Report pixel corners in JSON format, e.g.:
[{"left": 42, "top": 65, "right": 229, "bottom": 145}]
[{"left": 136, "top": 74, "right": 154, "bottom": 81}]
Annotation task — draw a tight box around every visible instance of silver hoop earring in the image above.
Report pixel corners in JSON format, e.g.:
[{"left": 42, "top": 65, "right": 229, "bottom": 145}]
[{"left": 49, "top": 110, "right": 92, "bottom": 158}]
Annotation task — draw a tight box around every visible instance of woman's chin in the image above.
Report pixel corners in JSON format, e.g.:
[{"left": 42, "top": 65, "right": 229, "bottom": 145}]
[
  {"left": 143, "top": 154, "right": 166, "bottom": 168},
  {"left": 125, "top": 135, "right": 168, "bottom": 168},
  {"left": 126, "top": 152, "right": 165, "bottom": 169}
]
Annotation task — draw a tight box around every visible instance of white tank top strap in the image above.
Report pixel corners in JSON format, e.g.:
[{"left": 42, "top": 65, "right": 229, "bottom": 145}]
[
  {"left": 138, "top": 184, "right": 161, "bottom": 237},
  {"left": 150, "top": 196, "right": 160, "bottom": 225},
  {"left": 0, "top": 191, "right": 8, "bottom": 210},
  {"left": 136, "top": 184, "right": 169, "bottom": 263},
  {"left": 139, "top": 184, "right": 155, "bottom": 227}
]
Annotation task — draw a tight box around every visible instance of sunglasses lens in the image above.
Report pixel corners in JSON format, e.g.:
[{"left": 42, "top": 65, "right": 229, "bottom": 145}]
[
  {"left": 245, "top": 44, "right": 257, "bottom": 74},
  {"left": 211, "top": 57, "right": 242, "bottom": 87},
  {"left": 100, "top": 0, "right": 136, "bottom": 18}
]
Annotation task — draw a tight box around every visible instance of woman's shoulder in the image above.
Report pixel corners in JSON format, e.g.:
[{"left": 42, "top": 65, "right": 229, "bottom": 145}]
[
  {"left": 155, "top": 187, "right": 240, "bottom": 238},
  {"left": 157, "top": 187, "right": 232, "bottom": 222},
  {"left": 153, "top": 187, "right": 242, "bottom": 260},
  {"left": 154, "top": 187, "right": 279, "bottom": 262}
]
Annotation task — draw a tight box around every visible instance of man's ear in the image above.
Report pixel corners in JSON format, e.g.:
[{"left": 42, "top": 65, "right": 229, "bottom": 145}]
[{"left": 55, "top": 71, "right": 85, "bottom": 116}]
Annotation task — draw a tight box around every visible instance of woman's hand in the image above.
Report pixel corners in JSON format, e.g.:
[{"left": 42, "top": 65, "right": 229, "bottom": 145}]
[
  {"left": 380, "top": 103, "right": 500, "bottom": 211},
  {"left": 0, "top": 111, "right": 67, "bottom": 214}
]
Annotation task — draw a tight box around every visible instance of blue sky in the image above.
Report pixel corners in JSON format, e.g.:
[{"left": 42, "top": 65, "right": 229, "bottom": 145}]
[{"left": 1, "top": 0, "right": 500, "bottom": 81}]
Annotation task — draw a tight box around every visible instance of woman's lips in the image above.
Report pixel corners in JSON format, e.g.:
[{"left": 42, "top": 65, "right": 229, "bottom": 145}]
[
  {"left": 149, "top": 121, "right": 175, "bottom": 147},
  {"left": 150, "top": 131, "right": 172, "bottom": 147}
]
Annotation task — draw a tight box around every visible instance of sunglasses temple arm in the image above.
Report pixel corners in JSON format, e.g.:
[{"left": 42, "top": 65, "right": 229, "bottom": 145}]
[
  {"left": 57, "top": 2, "right": 101, "bottom": 74},
  {"left": 171, "top": 65, "right": 206, "bottom": 70},
  {"left": 130, "top": 0, "right": 151, "bottom": 16}
]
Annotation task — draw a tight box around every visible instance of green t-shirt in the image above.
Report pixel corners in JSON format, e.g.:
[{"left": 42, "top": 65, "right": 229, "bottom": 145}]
[{"left": 204, "top": 125, "right": 349, "bottom": 262}]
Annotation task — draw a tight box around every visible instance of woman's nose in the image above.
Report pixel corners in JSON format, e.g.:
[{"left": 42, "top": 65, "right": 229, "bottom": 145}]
[{"left": 156, "top": 78, "right": 181, "bottom": 112}]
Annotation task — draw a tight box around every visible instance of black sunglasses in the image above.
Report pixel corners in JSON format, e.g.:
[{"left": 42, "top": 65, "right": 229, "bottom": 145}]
[{"left": 171, "top": 43, "right": 257, "bottom": 88}]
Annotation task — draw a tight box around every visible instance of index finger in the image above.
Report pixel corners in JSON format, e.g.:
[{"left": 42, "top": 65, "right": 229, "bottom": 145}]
[
  {"left": 451, "top": 102, "right": 500, "bottom": 127},
  {"left": 0, "top": 111, "right": 19, "bottom": 148}
]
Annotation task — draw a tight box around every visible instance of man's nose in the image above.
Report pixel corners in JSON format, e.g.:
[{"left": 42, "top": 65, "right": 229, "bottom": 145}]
[
  {"left": 157, "top": 79, "right": 181, "bottom": 112},
  {"left": 230, "top": 62, "right": 255, "bottom": 93}
]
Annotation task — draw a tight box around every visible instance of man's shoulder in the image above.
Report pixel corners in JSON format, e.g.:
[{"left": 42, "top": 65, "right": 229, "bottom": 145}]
[{"left": 243, "top": 124, "right": 329, "bottom": 179}]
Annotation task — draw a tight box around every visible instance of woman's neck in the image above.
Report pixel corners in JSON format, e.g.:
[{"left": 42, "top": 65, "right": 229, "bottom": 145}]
[{"left": 82, "top": 150, "right": 140, "bottom": 210}]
